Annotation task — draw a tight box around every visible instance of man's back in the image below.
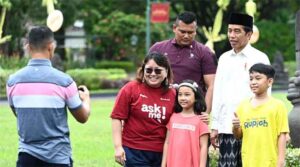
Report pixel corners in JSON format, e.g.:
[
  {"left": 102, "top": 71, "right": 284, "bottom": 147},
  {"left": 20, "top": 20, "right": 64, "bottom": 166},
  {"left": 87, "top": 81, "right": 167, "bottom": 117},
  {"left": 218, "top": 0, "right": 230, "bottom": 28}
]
[{"left": 6, "top": 59, "right": 81, "bottom": 164}]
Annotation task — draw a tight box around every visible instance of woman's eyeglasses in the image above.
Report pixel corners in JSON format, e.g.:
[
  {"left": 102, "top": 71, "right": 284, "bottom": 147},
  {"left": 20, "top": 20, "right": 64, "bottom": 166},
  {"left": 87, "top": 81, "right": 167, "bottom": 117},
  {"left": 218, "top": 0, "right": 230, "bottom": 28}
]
[{"left": 144, "top": 68, "right": 163, "bottom": 75}]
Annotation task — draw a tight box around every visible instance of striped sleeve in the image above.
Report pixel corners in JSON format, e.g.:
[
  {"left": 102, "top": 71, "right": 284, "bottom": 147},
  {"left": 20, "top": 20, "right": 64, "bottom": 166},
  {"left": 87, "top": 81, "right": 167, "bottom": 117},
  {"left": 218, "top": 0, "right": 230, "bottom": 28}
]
[{"left": 65, "top": 82, "right": 82, "bottom": 111}]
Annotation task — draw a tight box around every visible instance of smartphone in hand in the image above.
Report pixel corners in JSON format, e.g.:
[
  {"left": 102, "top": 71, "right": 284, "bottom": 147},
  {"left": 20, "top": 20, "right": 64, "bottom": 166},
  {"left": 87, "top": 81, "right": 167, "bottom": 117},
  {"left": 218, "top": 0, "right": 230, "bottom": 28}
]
[{"left": 78, "top": 87, "right": 85, "bottom": 92}]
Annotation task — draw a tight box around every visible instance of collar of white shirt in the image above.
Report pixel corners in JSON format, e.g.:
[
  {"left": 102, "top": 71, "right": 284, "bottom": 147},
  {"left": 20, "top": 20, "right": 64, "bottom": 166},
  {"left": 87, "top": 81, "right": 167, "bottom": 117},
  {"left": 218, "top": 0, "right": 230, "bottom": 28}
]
[{"left": 229, "top": 43, "right": 252, "bottom": 58}]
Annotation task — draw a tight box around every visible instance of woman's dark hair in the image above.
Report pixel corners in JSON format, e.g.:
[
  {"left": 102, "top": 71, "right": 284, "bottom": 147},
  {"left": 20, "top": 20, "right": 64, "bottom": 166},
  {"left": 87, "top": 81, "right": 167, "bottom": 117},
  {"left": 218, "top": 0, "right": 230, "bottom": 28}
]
[
  {"left": 174, "top": 79, "right": 206, "bottom": 115},
  {"left": 136, "top": 52, "right": 173, "bottom": 91}
]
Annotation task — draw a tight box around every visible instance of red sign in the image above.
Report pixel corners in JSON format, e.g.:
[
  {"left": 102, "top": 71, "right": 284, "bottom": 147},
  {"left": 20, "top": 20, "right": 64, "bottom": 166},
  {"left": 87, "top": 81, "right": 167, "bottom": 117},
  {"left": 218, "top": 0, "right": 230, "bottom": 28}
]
[{"left": 151, "top": 3, "right": 170, "bottom": 23}]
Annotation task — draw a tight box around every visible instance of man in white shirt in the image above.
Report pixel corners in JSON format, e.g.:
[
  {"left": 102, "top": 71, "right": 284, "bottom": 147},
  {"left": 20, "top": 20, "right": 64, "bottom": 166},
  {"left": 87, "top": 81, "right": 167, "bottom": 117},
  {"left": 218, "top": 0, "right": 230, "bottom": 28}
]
[{"left": 210, "top": 13, "right": 270, "bottom": 167}]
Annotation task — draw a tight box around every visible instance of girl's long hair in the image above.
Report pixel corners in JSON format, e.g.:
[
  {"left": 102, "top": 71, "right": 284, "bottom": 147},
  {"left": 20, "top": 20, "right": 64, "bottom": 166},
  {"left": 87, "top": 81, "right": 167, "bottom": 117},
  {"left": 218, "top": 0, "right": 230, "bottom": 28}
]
[{"left": 174, "top": 79, "right": 206, "bottom": 115}]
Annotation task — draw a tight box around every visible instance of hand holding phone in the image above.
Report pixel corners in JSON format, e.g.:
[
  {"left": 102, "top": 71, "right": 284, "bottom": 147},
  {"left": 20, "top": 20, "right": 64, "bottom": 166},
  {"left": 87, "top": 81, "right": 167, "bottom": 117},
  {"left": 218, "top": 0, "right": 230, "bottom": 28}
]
[{"left": 78, "top": 87, "right": 85, "bottom": 92}]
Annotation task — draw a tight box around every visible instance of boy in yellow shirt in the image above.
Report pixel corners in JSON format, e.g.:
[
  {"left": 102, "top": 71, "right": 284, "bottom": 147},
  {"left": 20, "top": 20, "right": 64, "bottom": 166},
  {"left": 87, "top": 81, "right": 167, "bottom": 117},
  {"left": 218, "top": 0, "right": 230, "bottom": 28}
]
[{"left": 232, "top": 63, "right": 289, "bottom": 167}]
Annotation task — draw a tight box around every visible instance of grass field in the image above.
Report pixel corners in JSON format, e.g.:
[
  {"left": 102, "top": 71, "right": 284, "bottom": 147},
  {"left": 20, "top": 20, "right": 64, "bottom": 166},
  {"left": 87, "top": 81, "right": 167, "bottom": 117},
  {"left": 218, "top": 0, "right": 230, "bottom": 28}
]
[
  {"left": 0, "top": 92, "right": 292, "bottom": 167},
  {"left": 0, "top": 99, "right": 117, "bottom": 167}
]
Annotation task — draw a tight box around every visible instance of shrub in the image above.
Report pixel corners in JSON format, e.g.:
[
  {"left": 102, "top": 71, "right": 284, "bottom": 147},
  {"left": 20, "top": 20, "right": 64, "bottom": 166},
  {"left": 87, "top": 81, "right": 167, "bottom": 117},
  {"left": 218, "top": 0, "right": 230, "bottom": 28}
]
[
  {"left": 95, "top": 61, "right": 135, "bottom": 72},
  {"left": 209, "top": 149, "right": 219, "bottom": 167},
  {"left": 66, "top": 68, "right": 128, "bottom": 90},
  {"left": 1, "top": 68, "right": 128, "bottom": 98},
  {"left": 208, "top": 143, "right": 300, "bottom": 167},
  {"left": 67, "top": 69, "right": 107, "bottom": 90},
  {"left": 106, "top": 69, "right": 128, "bottom": 80},
  {"left": 0, "top": 55, "right": 29, "bottom": 69},
  {"left": 284, "top": 61, "right": 296, "bottom": 77},
  {"left": 0, "top": 69, "right": 16, "bottom": 96},
  {"left": 286, "top": 144, "right": 300, "bottom": 167},
  {"left": 101, "top": 79, "right": 129, "bottom": 89}
]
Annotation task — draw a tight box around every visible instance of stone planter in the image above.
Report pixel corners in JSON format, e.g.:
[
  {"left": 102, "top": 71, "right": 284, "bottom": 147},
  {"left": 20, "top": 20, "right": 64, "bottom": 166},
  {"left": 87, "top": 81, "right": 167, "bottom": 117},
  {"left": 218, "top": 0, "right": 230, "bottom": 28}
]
[{"left": 287, "top": 73, "right": 300, "bottom": 147}]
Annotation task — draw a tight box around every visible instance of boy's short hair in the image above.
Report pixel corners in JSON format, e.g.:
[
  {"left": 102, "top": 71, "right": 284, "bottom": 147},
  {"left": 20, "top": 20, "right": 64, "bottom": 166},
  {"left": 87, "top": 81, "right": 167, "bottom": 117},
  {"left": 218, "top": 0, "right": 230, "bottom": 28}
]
[{"left": 249, "top": 63, "right": 275, "bottom": 79}]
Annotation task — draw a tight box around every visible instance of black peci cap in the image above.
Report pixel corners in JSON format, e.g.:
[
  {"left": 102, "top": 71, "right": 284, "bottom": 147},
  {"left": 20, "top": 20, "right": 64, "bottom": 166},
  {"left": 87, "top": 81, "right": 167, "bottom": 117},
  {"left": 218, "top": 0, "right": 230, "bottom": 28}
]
[{"left": 229, "top": 13, "right": 253, "bottom": 30}]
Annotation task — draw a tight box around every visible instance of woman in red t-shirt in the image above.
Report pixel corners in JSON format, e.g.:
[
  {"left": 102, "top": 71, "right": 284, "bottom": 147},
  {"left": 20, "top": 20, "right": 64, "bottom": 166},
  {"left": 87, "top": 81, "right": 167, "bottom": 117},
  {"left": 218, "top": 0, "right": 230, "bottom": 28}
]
[{"left": 111, "top": 52, "right": 176, "bottom": 167}]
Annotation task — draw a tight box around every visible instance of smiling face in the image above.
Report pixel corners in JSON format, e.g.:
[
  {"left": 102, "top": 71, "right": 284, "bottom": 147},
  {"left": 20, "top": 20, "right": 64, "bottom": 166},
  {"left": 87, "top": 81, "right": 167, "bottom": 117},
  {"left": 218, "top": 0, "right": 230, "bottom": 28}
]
[
  {"left": 228, "top": 24, "right": 252, "bottom": 53},
  {"left": 177, "top": 86, "right": 195, "bottom": 111},
  {"left": 143, "top": 59, "right": 167, "bottom": 88},
  {"left": 249, "top": 71, "right": 273, "bottom": 95},
  {"left": 173, "top": 20, "right": 197, "bottom": 46}
]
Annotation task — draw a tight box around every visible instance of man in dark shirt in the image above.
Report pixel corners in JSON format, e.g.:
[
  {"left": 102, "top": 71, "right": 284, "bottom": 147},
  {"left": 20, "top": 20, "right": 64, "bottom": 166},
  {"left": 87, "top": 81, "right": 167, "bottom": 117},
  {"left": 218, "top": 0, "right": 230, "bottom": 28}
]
[{"left": 149, "top": 11, "right": 216, "bottom": 114}]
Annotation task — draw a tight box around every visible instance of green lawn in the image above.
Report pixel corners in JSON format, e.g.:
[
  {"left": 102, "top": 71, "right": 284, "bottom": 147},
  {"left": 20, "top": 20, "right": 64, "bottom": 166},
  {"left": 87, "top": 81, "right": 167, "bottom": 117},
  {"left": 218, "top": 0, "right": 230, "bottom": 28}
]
[
  {"left": 272, "top": 92, "right": 292, "bottom": 112},
  {"left": 0, "top": 99, "right": 117, "bottom": 167},
  {"left": 0, "top": 92, "right": 293, "bottom": 167}
]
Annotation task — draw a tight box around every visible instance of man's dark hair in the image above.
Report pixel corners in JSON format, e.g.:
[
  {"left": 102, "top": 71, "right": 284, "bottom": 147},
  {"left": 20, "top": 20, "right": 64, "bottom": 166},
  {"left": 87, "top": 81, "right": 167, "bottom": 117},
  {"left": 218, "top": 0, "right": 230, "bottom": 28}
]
[
  {"left": 249, "top": 63, "right": 275, "bottom": 79},
  {"left": 28, "top": 26, "right": 54, "bottom": 51},
  {"left": 175, "top": 11, "right": 197, "bottom": 25},
  {"left": 243, "top": 26, "right": 252, "bottom": 33}
]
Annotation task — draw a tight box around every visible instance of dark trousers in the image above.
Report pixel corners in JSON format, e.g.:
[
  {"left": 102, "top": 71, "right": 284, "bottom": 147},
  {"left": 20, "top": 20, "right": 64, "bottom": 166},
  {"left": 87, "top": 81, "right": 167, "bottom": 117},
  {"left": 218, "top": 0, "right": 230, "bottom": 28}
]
[
  {"left": 218, "top": 134, "right": 242, "bottom": 167},
  {"left": 206, "top": 138, "right": 211, "bottom": 167},
  {"left": 17, "top": 152, "right": 73, "bottom": 167},
  {"left": 123, "top": 146, "right": 162, "bottom": 167}
]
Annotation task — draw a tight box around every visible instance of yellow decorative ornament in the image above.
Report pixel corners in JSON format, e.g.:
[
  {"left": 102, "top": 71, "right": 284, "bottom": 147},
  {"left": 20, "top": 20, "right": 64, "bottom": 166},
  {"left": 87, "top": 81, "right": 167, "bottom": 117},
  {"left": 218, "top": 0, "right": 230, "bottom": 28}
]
[
  {"left": 245, "top": 0, "right": 259, "bottom": 44},
  {"left": 250, "top": 25, "right": 259, "bottom": 44},
  {"left": 42, "top": 0, "right": 63, "bottom": 32},
  {"left": 47, "top": 10, "right": 64, "bottom": 32},
  {"left": 0, "top": 0, "right": 11, "bottom": 44},
  {"left": 245, "top": 0, "right": 256, "bottom": 18},
  {"left": 42, "top": 0, "right": 57, "bottom": 14},
  {"left": 202, "top": 0, "right": 229, "bottom": 52}
]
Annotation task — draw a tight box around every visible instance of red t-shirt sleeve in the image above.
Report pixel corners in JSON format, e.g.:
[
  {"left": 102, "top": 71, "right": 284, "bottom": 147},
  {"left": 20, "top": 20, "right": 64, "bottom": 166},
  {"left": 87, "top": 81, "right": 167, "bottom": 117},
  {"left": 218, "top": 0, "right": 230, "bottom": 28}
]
[{"left": 110, "top": 82, "right": 134, "bottom": 119}]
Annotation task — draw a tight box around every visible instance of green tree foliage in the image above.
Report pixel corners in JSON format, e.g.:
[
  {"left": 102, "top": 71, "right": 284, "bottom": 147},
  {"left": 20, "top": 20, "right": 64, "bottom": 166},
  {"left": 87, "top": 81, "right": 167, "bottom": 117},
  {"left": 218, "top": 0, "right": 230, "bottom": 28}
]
[
  {"left": 1, "top": 0, "right": 45, "bottom": 56},
  {"left": 0, "top": 0, "right": 12, "bottom": 45},
  {"left": 253, "top": 1, "right": 296, "bottom": 61},
  {"left": 170, "top": 0, "right": 299, "bottom": 61},
  {"left": 91, "top": 11, "right": 145, "bottom": 61},
  {"left": 90, "top": 11, "right": 169, "bottom": 62},
  {"left": 1, "top": 0, "right": 299, "bottom": 64},
  {"left": 1, "top": 0, "right": 80, "bottom": 56},
  {"left": 77, "top": 0, "right": 145, "bottom": 34},
  {"left": 255, "top": 19, "right": 294, "bottom": 61}
]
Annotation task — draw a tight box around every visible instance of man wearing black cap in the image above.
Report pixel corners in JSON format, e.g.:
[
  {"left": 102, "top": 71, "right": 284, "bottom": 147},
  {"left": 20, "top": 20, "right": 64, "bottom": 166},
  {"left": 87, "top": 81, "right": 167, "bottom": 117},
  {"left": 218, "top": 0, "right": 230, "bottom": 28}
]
[{"left": 210, "top": 13, "right": 270, "bottom": 167}]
